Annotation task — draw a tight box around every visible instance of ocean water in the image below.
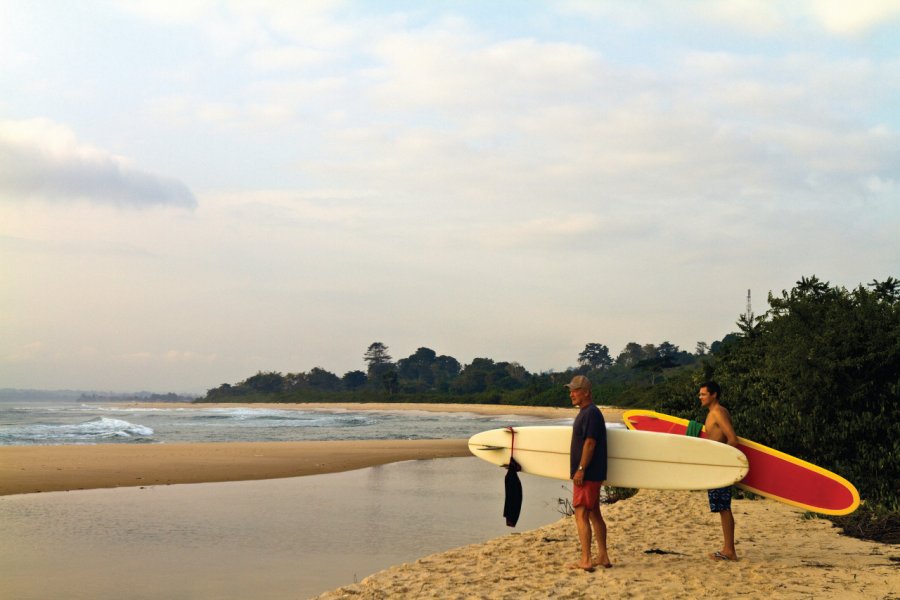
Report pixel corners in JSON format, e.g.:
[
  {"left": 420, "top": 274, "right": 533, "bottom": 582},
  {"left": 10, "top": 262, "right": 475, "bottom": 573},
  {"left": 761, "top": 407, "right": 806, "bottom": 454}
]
[{"left": 0, "top": 400, "right": 573, "bottom": 446}]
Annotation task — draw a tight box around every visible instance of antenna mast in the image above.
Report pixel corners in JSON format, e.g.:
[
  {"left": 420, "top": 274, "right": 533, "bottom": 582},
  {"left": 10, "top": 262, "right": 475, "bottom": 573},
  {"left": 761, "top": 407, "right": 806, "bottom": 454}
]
[{"left": 745, "top": 289, "right": 752, "bottom": 321}]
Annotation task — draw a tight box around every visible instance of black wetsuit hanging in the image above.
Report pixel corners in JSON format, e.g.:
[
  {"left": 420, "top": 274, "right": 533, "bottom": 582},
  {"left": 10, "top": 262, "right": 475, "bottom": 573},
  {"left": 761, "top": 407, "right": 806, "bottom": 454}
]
[{"left": 504, "top": 456, "right": 523, "bottom": 527}]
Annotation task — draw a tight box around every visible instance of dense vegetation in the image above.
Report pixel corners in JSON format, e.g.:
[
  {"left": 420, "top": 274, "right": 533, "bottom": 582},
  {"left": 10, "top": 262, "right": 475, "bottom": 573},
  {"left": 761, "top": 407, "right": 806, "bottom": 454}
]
[{"left": 199, "top": 276, "right": 898, "bottom": 537}]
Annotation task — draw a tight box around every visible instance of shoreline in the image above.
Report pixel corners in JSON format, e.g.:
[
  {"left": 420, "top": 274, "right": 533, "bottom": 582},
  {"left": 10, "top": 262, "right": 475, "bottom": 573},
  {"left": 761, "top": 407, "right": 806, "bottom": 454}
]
[
  {"left": 121, "top": 400, "right": 622, "bottom": 422},
  {"left": 0, "top": 402, "right": 622, "bottom": 497}
]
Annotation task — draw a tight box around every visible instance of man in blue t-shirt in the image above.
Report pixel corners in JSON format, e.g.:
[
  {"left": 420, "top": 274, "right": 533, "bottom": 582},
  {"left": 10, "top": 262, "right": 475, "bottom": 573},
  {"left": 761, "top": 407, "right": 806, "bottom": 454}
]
[{"left": 566, "top": 375, "right": 611, "bottom": 571}]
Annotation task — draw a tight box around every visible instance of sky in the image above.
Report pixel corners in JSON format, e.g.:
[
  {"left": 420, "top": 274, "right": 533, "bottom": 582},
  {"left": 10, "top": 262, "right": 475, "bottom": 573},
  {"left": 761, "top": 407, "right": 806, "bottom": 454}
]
[{"left": 2, "top": 1, "right": 899, "bottom": 393}]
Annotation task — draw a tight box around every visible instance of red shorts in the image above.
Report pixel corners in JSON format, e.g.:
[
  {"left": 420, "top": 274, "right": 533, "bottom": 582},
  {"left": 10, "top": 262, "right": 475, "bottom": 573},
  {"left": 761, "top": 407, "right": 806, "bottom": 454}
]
[{"left": 573, "top": 480, "right": 602, "bottom": 509}]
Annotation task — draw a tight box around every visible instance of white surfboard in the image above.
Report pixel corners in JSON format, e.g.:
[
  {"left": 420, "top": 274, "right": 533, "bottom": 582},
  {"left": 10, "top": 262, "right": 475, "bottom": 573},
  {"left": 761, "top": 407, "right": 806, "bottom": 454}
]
[{"left": 468, "top": 426, "right": 748, "bottom": 490}]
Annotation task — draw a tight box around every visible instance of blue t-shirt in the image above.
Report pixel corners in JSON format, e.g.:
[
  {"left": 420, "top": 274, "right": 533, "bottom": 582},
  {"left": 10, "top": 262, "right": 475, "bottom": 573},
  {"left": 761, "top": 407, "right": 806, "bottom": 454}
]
[{"left": 570, "top": 403, "right": 607, "bottom": 481}]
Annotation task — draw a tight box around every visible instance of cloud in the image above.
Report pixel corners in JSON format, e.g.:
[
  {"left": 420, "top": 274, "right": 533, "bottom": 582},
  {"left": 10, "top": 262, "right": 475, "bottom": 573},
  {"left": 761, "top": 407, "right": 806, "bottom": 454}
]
[
  {"left": 370, "top": 33, "right": 599, "bottom": 112},
  {"left": 561, "top": 0, "right": 900, "bottom": 37},
  {"left": 114, "top": 0, "right": 355, "bottom": 56},
  {"left": 109, "top": 0, "right": 218, "bottom": 24},
  {"left": 119, "top": 350, "right": 218, "bottom": 365},
  {"left": 246, "top": 46, "right": 331, "bottom": 71},
  {"left": 479, "top": 214, "right": 605, "bottom": 249},
  {"left": 0, "top": 118, "right": 197, "bottom": 208},
  {"left": 806, "top": 0, "right": 900, "bottom": 36},
  {"left": 4, "top": 341, "right": 43, "bottom": 362}
]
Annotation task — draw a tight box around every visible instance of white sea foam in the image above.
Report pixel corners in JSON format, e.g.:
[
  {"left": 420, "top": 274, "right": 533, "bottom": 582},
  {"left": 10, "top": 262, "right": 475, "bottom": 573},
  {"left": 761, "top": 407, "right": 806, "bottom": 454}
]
[
  {"left": 0, "top": 417, "right": 154, "bottom": 444},
  {"left": 95, "top": 405, "right": 195, "bottom": 413},
  {"left": 204, "top": 407, "right": 299, "bottom": 419},
  {"left": 194, "top": 407, "right": 373, "bottom": 427}
]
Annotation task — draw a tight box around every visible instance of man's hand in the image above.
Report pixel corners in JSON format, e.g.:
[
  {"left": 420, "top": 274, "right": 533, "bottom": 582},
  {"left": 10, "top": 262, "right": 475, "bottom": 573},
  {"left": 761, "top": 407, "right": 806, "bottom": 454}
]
[
  {"left": 573, "top": 469, "right": 585, "bottom": 486},
  {"left": 573, "top": 437, "right": 596, "bottom": 487}
]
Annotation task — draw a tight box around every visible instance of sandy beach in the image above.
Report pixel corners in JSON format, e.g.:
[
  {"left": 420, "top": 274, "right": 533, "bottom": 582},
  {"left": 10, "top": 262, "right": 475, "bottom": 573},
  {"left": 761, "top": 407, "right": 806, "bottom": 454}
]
[{"left": 315, "top": 489, "right": 899, "bottom": 599}]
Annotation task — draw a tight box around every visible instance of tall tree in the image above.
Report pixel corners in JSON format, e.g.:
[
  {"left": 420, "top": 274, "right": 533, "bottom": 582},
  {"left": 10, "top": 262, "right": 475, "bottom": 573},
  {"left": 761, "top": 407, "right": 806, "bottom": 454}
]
[
  {"left": 641, "top": 343, "right": 659, "bottom": 360},
  {"left": 432, "top": 354, "right": 462, "bottom": 392},
  {"left": 453, "top": 358, "right": 495, "bottom": 393},
  {"left": 397, "top": 347, "right": 438, "bottom": 388},
  {"left": 616, "top": 342, "right": 644, "bottom": 367},
  {"left": 341, "top": 370, "right": 368, "bottom": 390},
  {"left": 363, "top": 342, "right": 392, "bottom": 368},
  {"left": 869, "top": 277, "right": 899, "bottom": 302},
  {"left": 364, "top": 342, "right": 394, "bottom": 385},
  {"left": 578, "top": 343, "right": 613, "bottom": 370},
  {"left": 381, "top": 369, "right": 399, "bottom": 395},
  {"left": 242, "top": 371, "right": 285, "bottom": 394},
  {"left": 657, "top": 341, "right": 679, "bottom": 358},
  {"left": 306, "top": 367, "right": 341, "bottom": 391},
  {"left": 284, "top": 372, "right": 308, "bottom": 391}
]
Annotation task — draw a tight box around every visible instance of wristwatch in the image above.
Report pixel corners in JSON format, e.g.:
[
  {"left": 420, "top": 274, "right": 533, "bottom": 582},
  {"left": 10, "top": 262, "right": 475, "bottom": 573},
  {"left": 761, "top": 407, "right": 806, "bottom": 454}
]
[{"left": 577, "top": 465, "right": 584, "bottom": 471}]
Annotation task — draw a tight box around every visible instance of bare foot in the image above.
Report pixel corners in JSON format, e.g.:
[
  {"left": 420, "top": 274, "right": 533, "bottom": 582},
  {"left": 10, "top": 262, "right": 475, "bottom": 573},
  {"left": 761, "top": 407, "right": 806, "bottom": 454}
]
[
  {"left": 710, "top": 551, "right": 737, "bottom": 561},
  {"left": 592, "top": 559, "right": 613, "bottom": 568},
  {"left": 568, "top": 562, "right": 595, "bottom": 572}
]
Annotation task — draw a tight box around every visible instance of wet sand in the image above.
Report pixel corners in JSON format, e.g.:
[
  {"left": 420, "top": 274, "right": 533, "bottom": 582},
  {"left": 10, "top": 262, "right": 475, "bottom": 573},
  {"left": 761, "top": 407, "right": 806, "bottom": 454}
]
[{"left": 0, "top": 439, "right": 470, "bottom": 496}]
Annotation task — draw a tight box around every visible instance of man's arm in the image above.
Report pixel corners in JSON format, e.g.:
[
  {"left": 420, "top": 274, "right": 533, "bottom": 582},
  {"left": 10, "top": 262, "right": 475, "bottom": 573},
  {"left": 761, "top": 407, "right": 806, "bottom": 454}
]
[{"left": 573, "top": 437, "right": 596, "bottom": 485}]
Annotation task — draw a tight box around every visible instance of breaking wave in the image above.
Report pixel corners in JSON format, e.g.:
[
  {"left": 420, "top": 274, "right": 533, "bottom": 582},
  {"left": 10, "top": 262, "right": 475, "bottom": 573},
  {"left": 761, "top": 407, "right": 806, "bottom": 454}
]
[{"left": 0, "top": 417, "right": 154, "bottom": 445}]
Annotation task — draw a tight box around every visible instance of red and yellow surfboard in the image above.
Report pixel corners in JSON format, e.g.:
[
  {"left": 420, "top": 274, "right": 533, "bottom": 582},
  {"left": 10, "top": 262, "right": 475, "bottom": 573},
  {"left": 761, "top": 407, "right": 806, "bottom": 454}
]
[{"left": 622, "top": 410, "right": 860, "bottom": 516}]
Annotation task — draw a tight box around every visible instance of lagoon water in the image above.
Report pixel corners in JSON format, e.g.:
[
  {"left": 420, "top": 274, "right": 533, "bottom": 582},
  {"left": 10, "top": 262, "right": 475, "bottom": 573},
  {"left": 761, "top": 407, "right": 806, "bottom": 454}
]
[{"left": 0, "top": 457, "right": 572, "bottom": 599}]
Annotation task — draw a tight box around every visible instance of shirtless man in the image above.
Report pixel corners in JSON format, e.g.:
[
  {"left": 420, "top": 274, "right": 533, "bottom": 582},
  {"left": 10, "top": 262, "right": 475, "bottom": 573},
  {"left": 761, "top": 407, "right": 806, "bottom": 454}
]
[{"left": 699, "top": 381, "right": 739, "bottom": 561}]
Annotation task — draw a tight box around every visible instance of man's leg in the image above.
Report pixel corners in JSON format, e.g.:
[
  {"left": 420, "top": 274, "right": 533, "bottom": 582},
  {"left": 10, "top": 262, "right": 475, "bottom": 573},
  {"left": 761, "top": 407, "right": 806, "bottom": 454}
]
[
  {"left": 572, "top": 505, "right": 593, "bottom": 570},
  {"left": 708, "top": 487, "right": 737, "bottom": 560},
  {"left": 719, "top": 509, "right": 736, "bottom": 559},
  {"left": 588, "top": 506, "right": 611, "bottom": 567}
]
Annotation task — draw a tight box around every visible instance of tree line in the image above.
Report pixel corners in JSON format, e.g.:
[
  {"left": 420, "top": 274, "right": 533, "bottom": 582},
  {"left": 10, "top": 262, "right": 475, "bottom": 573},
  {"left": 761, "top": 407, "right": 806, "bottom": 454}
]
[{"left": 202, "top": 337, "right": 706, "bottom": 406}]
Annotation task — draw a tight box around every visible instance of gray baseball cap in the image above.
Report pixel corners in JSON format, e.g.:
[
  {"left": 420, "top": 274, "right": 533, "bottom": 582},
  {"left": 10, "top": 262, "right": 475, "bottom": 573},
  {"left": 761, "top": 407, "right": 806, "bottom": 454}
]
[{"left": 564, "top": 375, "right": 591, "bottom": 390}]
